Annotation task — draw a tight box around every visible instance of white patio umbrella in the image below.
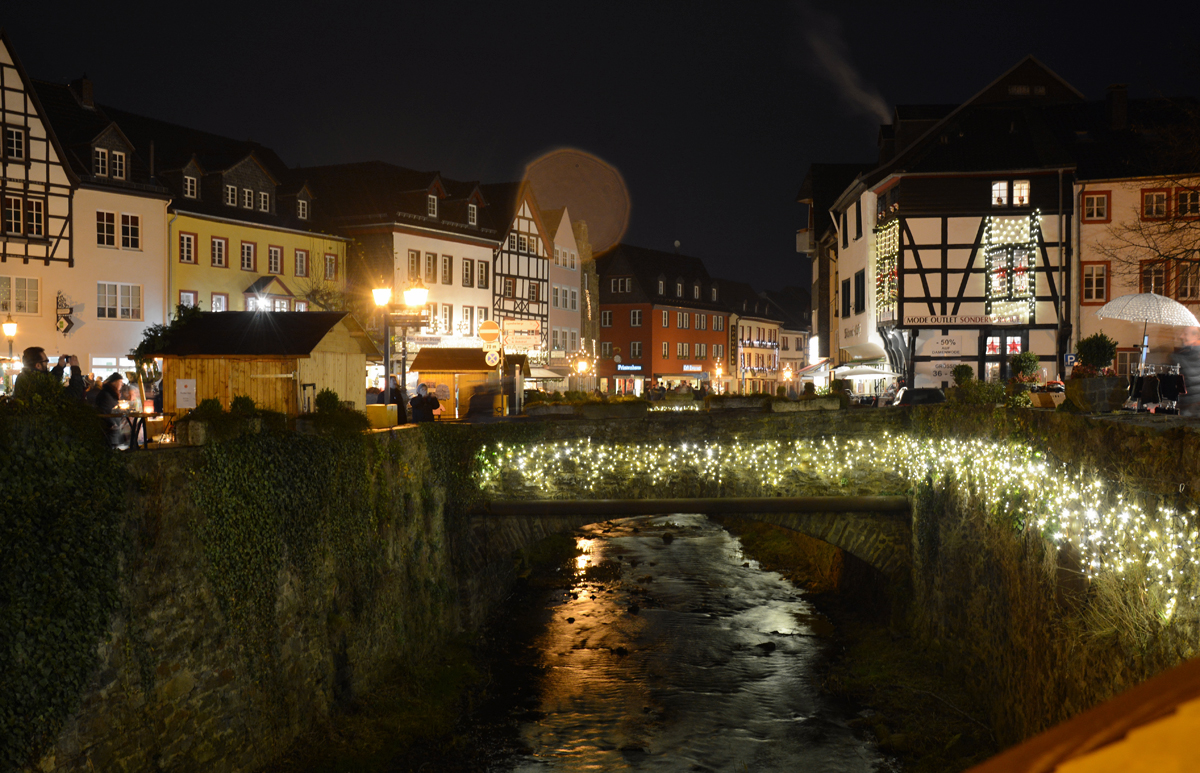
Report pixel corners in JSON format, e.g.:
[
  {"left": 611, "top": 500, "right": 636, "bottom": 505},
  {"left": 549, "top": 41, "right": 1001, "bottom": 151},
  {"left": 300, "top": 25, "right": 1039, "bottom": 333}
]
[
  {"left": 834, "top": 366, "right": 901, "bottom": 380},
  {"left": 1094, "top": 292, "right": 1200, "bottom": 367}
]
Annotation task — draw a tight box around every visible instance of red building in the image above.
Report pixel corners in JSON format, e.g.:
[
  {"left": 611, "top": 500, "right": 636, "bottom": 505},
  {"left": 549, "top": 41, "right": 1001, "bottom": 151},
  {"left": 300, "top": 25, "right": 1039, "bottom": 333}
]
[{"left": 595, "top": 244, "right": 730, "bottom": 395}]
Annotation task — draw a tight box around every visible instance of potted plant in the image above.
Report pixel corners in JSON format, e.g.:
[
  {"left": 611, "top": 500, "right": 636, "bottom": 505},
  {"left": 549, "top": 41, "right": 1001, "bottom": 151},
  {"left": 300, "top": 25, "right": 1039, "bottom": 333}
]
[
  {"left": 1065, "top": 332, "right": 1126, "bottom": 412},
  {"left": 1008, "top": 351, "right": 1040, "bottom": 407}
]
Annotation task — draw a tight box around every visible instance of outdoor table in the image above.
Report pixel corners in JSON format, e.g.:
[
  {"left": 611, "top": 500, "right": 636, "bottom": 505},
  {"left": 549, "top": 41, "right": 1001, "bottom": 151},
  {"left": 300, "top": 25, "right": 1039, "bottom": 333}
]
[{"left": 97, "top": 412, "right": 172, "bottom": 450}]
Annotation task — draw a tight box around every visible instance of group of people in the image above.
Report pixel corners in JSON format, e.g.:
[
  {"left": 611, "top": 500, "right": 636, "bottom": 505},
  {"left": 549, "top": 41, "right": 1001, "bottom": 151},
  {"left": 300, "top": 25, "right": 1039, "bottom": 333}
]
[
  {"left": 365, "top": 377, "right": 441, "bottom": 423},
  {"left": 10, "top": 346, "right": 152, "bottom": 447}
]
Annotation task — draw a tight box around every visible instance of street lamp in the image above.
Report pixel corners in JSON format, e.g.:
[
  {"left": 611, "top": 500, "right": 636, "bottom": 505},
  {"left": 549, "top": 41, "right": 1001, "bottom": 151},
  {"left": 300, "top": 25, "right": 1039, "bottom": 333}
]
[
  {"left": 3, "top": 313, "right": 15, "bottom": 362},
  {"left": 374, "top": 280, "right": 428, "bottom": 422},
  {"left": 715, "top": 362, "right": 723, "bottom": 395}
]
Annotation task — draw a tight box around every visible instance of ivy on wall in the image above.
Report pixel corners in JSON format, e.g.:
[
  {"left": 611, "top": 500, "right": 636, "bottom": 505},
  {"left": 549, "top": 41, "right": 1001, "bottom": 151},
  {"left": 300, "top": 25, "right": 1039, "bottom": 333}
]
[{"left": 0, "top": 392, "right": 126, "bottom": 772}]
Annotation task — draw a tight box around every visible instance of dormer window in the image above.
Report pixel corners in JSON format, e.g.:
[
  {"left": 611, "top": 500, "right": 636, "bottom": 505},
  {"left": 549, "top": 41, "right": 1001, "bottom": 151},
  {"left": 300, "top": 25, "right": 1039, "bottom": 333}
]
[
  {"left": 676, "top": 282, "right": 683, "bottom": 297},
  {"left": 427, "top": 194, "right": 437, "bottom": 217},
  {"left": 693, "top": 283, "right": 700, "bottom": 299},
  {"left": 1013, "top": 180, "right": 1030, "bottom": 207},
  {"left": 297, "top": 199, "right": 309, "bottom": 219},
  {"left": 992, "top": 181, "right": 1008, "bottom": 207},
  {"left": 183, "top": 176, "right": 197, "bottom": 198},
  {"left": 93, "top": 148, "right": 108, "bottom": 177},
  {"left": 711, "top": 287, "right": 718, "bottom": 301},
  {"left": 111, "top": 151, "right": 125, "bottom": 180},
  {"left": 658, "top": 279, "right": 664, "bottom": 295},
  {"left": 242, "top": 189, "right": 253, "bottom": 209},
  {"left": 468, "top": 203, "right": 477, "bottom": 225},
  {"left": 225, "top": 185, "right": 237, "bottom": 206},
  {"left": 258, "top": 192, "right": 270, "bottom": 212}
]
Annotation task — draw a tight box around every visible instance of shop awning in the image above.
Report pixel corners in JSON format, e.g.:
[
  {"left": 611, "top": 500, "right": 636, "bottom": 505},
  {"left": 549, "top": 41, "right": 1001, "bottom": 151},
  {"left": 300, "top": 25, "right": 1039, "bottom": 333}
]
[
  {"left": 528, "top": 367, "right": 568, "bottom": 380},
  {"left": 796, "top": 358, "right": 831, "bottom": 376},
  {"left": 834, "top": 365, "right": 900, "bottom": 380},
  {"left": 840, "top": 342, "right": 888, "bottom": 360}
]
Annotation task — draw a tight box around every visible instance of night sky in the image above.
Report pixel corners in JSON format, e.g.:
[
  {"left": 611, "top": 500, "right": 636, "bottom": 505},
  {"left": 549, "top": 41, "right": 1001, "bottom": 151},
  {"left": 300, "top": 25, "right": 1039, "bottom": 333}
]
[{"left": 5, "top": 2, "right": 1199, "bottom": 294}]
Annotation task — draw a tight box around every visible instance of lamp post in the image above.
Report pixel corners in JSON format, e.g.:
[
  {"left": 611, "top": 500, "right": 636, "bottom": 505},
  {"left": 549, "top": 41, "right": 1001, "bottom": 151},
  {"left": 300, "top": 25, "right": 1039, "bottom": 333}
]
[
  {"left": 374, "top": 281, "right": 429, "bottom": 424},
  {"left": 3, "top": 314, "right": 15, "bottom": 394},
  {"left": 715, "top": 362, "right": 723, "bottom": 395}
]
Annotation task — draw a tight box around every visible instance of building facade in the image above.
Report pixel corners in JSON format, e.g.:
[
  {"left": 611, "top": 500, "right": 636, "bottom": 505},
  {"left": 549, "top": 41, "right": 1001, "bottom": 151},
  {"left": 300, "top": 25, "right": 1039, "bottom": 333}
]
[
  {"left": 483, "top": 182, "right": 552, "bottom": 361},
  {"left": 543, "top": 207, "right": 583, "bottom": 380}
]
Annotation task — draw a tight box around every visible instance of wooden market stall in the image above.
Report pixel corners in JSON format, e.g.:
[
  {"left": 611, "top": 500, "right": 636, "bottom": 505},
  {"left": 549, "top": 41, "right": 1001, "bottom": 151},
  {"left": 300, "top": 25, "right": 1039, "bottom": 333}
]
[
  {"left": 408, "top": 348, "right": 530, "bottom": 419},
  {"left": 158, "top": 311, "right": 380, "bottom": 416}
]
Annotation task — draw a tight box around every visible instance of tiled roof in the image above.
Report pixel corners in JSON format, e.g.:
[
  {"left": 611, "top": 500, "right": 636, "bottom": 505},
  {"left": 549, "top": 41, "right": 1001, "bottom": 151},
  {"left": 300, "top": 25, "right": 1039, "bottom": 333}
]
[
  {"left": 762, "top": 287, "right": 812, "bottom": 330},
  {"left": 596, "top": 243, "right": 729, "bottom": 311},
  {"left": 300, "top": 161, "right": 502, "bottom": 241},
  {"left": 714, "top": 279, "right": 785, "bottom": 322},
  {"left": 31, "top": 80, "right": 168, "bottom": 195},
  {"left": 158, "top": 311, "right": 377, "bottom": 357}
]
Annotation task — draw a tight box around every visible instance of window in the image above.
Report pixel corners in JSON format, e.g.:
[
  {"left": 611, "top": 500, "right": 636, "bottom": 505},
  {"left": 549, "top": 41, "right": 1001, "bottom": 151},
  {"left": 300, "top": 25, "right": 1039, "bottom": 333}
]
[
  {"left": 477, "top": 261, "right": 489, "bottom": 289},
  {"left": 694, "top": 313, "right": 701, "bottom": 329},
  {"left": 554, "top": 248, "right": 561, "bottom": 266},
  {"left": 121, "top": 214, "right": 140, "bottom": 249},
  {"left": 1013, "top": 180, "right": 1030, "bottom": 207},
  {"left": 0, "top": 276, "right": 39, "bottom": 314},
  {"left": 662, "top": 310, "right": 669, "bottom": 327},
  {"left": 552, "top": 285, "right": 560, "bottom": 308},
  {"left": 462, "top": 259, "right": 473, "bottom": 287},
  {"left": 698, "top": 314, "right": 706, "bottom": 330},
  {"left": 425, "top": 252, "right": 437, "bottom": 284},
  {"left": 600, "top": 310, "right": 612, "bottom": 327},
  {"left": 298, "top": 199, "right": 309, "bottom": 219},
  {"left": 325, "top": 254, "right": 337, "bottom": 281},
  {"left": 1179, "top": 190, "right": 1200, "bottom": 218},
  {"left": 1141, "top": 262, "right": 1166, "bottom": 295},
  {"left": 4, "top": 127, "right": 26, "bottom": 160},
  {"left": 676, "top": 282, "right": 683, "bottom": 297},
  {"left": 441, "top": 255, "right": 452, "bottom": 284},
  {"left": 211, "top": 237, "right": 227, "bottom": 267},
  {"left": 212, "top": 293, "right": 228, "bottom": 312},
  {"left": 992, "top": 180, "right": 1008, "bottom": 207},
  {"left": 241, "top": 242, "right": 256, "bottom": 271},
  {"left": 569, "top": 252, "right": 576, "bottom": 270},
  {"left": 841, "top": 211, "right": 848, "bottom": 248},
  {"left": 853, "top": 269, "right": 866, "bottom": 314},
  {"left": 677, "top": 311, "right": 687, "bottom": 329},
  {"left": 569, "top": 330, "right": 577, "bottom": 350},
  {"left": 601, "top": 342, "right": 613, "bottom": 358},
  {"left": 503, "top": 277, "right": 514, "bottom": 297},
  {"left": 242, "top": 189, "right": 253, "bottom": 209},
  {"left": 662, "top": 341, "right": 669, "bottom": 359},
  {"left": 407, "top": 250, "right": 419, "bottom": 280},
  {"left": 693, "top": 283, "right": 700, "bottom": 299},
  {"left": 1179, "top": 261, "right": 1200, "bottom": 301},
  {"left": 441, "top": 304, "right": 452, "bottom": 330},
  {"left": 715, "top": 315, "right": 724, "bottom": 331},
  {"left": 225, "top": 185, "right": 237, "bottom": 206},
  {"left": 658, "top": 279, "right": 664, "bottom": 295},
  {"left": 1081, "top": 263, "right": 1108, "bottom": 303},
  {"left": 528, "top": 235, "right": 537, "bottom": 254},
  {"left": 96, "top": 211, "right": 115, "bottom": 246},
  {"left": 570, "top": 289, "right": 577, "bottom": 310},
  {"left": 508, "top": 233, "right": 517, "bottom": 250},
  {"left": 295, "top": 300, "right": 309, "bottom": 312},
  {"left": 468, "top": 203, "right": 477, "bottom": 225},
  {"left": 552, "top": 328, "right": 561, "bottom": 350},
  {"left": 112, "top": 151, "right": 126, "bottom": 180},
  {"left": 714, "top": 343, "right": 724, "bottom": 360},
  {"left": 179, "top": 233, "right": 195, "bottom": 263},
  {"left": 841, "top": 278, "right": 851, "bottom": 317},
  {"left": 461, "top": 305, "right": 474, "bottom": 336},
  {"left": 711, "top": 287, "right": 718, "bottom": 301},
  {"left": 1083, "top": 192, "right": 1110, "bottom": 222},
  {"left": 96, "top": 282, "right": 141, "bottom": 320},
  {"left": 3, "top": 196, "right": 22, "bottom": 235},
  {"left": 631, "top": 341, "right": 642, "bottom": 359},
  {"left": 180, "top": 290, "right": 197, "bottom": 307},
  {"left": 273, "top": 298, "right": 290, "bottom": 312},
  {"left": 94, "top": 147, "right": 108, "bottom": 176},
  {"left": 295, "top": 249, "right": 308, "bottom": 277},
  {"left": 183, "top": 176, "right": 197, "bottom": 198},
  {"left": 24, "top": 199, "right": 43, "bottom": 237},
  {"left": 427, "top": 194, "right": 437, "bottom": 217},
  {"left": 631, "top": 309, "right": 642, "bottom": 327},
  {"left": 1143, "top": 190, "right": 1168, "bottom": 219},
  {"left": 781, "top": 336, "right": 789, "bottom": 351},
  {"left": 696, "top": 343, "right": 707, "bottom": 359},
  {"left": 854, "top": 200, "right": 862, "bottom": 239},
  {"left": 477, "top": 306, "right": 488, "bottom": 324},
  {"left": 677, "top": 342, "right": 690, "bottom": 359},
  {"left": 519, "top": 234, "right": 528, "bottom": 252},
  {"left": 611, "top": 277, "right": 631, "bottom": 292},
  {"left": 258, "top": 192, "right": 269, "bottom": 212},
  {"left": 1116, "top": 350, "right": 1138, "bottom": 377},
  {"left": 529, "top": 283, "right": 539, "bottom": 303},
  {"left": 268, "top": 246, "right": 282, "bottom": 274}
]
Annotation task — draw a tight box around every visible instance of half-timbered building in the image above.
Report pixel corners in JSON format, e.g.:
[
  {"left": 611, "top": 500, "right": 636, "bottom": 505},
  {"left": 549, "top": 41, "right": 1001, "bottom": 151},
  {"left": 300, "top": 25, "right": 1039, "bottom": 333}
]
[
  {"left": 542, "top": 207, "right": 583, "bottom": 381},
  {"left": 482, "top": 182, "right": 551, "bottom": 360},
  {"left": 825, "top": 57, "right": 1080, "bottom": 387}
]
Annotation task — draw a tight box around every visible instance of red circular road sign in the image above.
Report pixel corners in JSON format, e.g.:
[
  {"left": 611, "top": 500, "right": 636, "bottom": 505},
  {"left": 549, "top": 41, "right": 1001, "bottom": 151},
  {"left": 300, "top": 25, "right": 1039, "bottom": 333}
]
[{"left": 478, "top": 319, "right": 501, "bottom": 343}]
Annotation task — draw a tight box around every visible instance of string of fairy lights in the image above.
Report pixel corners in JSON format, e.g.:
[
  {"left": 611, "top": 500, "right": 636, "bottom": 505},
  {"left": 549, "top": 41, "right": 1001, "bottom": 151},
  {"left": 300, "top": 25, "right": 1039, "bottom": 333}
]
[
  {"left": 873, "top": 219, "right": 899, "bottom": 317},
  {"left": 477, "top": 433, "right": 1199, "bottom": 620},
  {"left": 984, "top": 211, "right": 1040, "bottom": 320}
]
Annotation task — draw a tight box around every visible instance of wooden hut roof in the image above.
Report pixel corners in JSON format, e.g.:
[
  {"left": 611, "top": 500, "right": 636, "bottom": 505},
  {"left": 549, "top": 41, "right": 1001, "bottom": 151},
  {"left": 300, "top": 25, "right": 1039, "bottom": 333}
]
[
  {"left": 157, "top": 311, "right": 380, "bottom": 358},
  {"left": 409, "top": 347, "right": 494, "bottom": 373}
]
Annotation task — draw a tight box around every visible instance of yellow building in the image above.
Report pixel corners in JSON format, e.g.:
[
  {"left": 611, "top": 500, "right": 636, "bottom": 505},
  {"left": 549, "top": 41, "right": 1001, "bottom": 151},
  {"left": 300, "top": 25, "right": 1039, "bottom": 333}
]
[{"left": 106, "top": 106, "right": 348, "bottom": 312}]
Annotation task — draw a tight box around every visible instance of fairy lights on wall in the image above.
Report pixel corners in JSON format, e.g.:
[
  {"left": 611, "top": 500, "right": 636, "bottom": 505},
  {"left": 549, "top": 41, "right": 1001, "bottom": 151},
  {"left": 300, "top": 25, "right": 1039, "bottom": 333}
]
[
  {"left": 478, "top": 432, "right": 1197, "bottom": 620},
  {"left": 874, "top": 219, "right": 899, "bottom": 317},
  {"left": 984, "top": 211, "right": 1041, "bottom": 321}
]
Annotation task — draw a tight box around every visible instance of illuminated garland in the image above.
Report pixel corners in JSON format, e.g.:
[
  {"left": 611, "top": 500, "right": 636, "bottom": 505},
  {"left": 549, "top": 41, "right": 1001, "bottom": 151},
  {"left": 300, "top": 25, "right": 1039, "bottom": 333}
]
[
  {"left": 478, "top": 433, "right": 1198, "bottom": 620},
  {"left": 874, "top": 219, "right": 899, "bottom": 317},
  {"left": 648, "top": 403, "right": 701, "bottom": 412},
  {"left": 984, "top": 211, "right": 1040, "bottom": 321}
]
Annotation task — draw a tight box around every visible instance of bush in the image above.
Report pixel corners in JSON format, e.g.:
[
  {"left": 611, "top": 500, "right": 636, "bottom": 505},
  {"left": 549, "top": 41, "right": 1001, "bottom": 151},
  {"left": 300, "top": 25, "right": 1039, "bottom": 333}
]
[
  {"left": 951, "top": 379, "right": 1006, "bottom": 405},
  {"left": 803, "top": 382, "right": 817, "bottom": 396},
  {"left": 952, "top": 364, "right": 975, "bottom": 386},
  {"left": 777, "top": 386, "right": 788, "bottom": 397},
  {"left": 1075, "top": 333, "right": 1118, "bottom": 370},
  {"left": 315, "top": 388, "right": 342, "bottom": 414},
  {"left": 230, "top": 394, "right": 257, "bottom": 416},
  {"left": 1009, "top": 351, "right": 1040, "bottom": 380}
]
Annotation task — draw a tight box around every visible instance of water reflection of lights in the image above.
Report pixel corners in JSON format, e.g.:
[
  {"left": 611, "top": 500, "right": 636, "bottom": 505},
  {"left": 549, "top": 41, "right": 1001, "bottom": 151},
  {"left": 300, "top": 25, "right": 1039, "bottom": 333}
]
[{"left": 575, "top": 537, "right": 594, "bottom": 570}]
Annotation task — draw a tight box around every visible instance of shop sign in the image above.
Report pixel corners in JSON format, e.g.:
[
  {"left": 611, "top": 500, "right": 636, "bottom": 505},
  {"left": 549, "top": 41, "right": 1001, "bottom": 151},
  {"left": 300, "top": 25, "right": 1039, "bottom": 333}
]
[
  {"left": 502, "top": 318, "right": 541, "bottom": 349},
  {"left": 410, "top": 335, "right": 441, "bottom": 346},
  {"left": 616, "top": 364, "right": 642, "bottom": 372},
  {"left": 928, "top": 361, "right": 961, "bottom": 380},
  {"left": 175, "top": 378, "right": 197, "bottom": 409},
  {"left": 903, "top": 312, "right": 1023, "bottom": 326},
  {"left": 927, "top": 334, "right": 962, "bottom": 357},
  {"left": 682, "top": 364, "right": 702, "bottom": 372}
]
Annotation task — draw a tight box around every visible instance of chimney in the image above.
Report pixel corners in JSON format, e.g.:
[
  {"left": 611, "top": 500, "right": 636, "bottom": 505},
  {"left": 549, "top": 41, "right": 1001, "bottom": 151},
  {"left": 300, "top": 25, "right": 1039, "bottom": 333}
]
[
  {"left": 1107, "top": 84, "right": 1128, "bottom": 131},
  {"left": 68, "top": 75, "right": 94, "bottom": 108}
]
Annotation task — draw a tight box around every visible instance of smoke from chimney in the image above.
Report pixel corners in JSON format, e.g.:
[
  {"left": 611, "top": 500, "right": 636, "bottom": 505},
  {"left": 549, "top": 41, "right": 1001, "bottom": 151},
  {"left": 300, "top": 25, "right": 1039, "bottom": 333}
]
[{"left": 792, "top": 1, "right": 891, "bottom": 125}]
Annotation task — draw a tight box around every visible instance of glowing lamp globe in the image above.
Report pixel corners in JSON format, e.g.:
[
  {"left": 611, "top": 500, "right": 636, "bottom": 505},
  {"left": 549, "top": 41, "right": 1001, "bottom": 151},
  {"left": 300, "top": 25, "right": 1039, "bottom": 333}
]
[
  {"left": 372, "top": 287, "right": 392, "bottom": 307},
  {"left": 404, "top": 284, "right": 428, "bottom": 308},
  {"left": 2, "top": 314, "right": 15, "bottom": 338}
]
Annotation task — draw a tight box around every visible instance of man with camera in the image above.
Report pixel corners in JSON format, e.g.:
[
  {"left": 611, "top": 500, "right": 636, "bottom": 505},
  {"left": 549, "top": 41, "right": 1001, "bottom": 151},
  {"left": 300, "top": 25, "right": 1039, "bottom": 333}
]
[{"left": 13, "top": 347, "right": 84, "bottom": 401}]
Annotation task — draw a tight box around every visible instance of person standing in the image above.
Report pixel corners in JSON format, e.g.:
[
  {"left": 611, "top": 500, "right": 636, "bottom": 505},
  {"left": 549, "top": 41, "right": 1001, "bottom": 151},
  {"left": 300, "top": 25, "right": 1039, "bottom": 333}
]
[
  {"left": 13, "top": 347, "right": 84, "bottom": 401},
  {"left": 1173, "top": 327, "right": 1200, "bottom": 416},
  {"left": 95, "top": 373, "right": 128, "bottom": 448},
  {"left": 409, "top": 382, "right": 440, "bottom": 423}
]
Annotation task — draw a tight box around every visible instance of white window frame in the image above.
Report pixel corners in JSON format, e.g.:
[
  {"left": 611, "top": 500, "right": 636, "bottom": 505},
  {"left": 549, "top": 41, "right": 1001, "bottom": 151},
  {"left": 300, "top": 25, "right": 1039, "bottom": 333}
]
[
  {"left": 991, "top": 180, "right": 1008, "bottom": 207},
  {"left": 477, "top": 261, "right": 489, "bottom": 289},
  {"left": 4, "top": 126, "right": 26, "bottom": 160},
  {"left": 258, "top": 192, "right": 270, "bottom": 212},
  {"left": 1012, "top": 180, "right": 1030, "bottom": 207},
  {"left": 120, "top": 214, "right": 140, "bottom": 250},
  {"left": 298, "top": 199, "right": 309, "bottom": 219},
  {"left": 570, "top": 289, "right": 577, "bottom": 310},
  {"left": 96, "top": 282, "right": 142, "bottom": 320},
  {"left": 24, "top": 198, "right": 43, "bottom": 238},
  {"left": 662, "top": 341, "right": 669, "bottom": 359},
  {"left": 179, "top": 233, "right": 195, "bottom": 264},
  {"left": 600, "top": 310, "right": 612, "bottom": 327},
  {"left": 268, "top": 246, "right": 282, "bottom": 274},
  {"left": 111, "top": 151, "right": 126, "bottom": 180},
  {"left": 468, "top": 203, "right": 477, "bottom": 225},
  {"left": 241, "top": 242, "right": 256, "bottom": 271},
  {"left": 1179, "top": 260, "right": 1200, "bottom": 301},
  {"left": 94, "top": 147, "right": 108, "bottom": 177},
  {"left": 427, "top": 194, "right": 438, "bottom": 217},
  {"left": 179, "top": 290, "right": 198, "bottom": 308},
  {"left": 96, "top": 211, "right": 115, "bottom": 246},
  {"left": 601, "top": 341, "right": 613, "bottom": 358},
  {"left": 225, "top": 185, "right": 237, "bottom": 206},
  {"left": 295, "top": 249, "right": 308, "bottom": 277},
  {"left": 211, "top": 237, "right": 227, "bottom": 268},
  {"left": 631, "top": 341, "right": 642, "bottom": 359},
  {"left": 1082, "top": 263, "right": 1107, "bottom": 302},
  {"left": 630, "top": 309, "right": 642, "bottom": 327},
  {"left": 212, "top": 293, "right": 228, "bottom": 312},
  {"left": 183, "top": 175, "right": 197, "bottom": 198},
  {"left": 0, "top": 275, "right": 40, "bottom": 315},
  {"left": 1083, "top": 193, "right": 1108, "bottom": 221},
  {"left": 242, "top": 189, "right": 253, "bottom": 209},
  {"left": 325, "top": 253, "right": 337, "bottom": 281}
]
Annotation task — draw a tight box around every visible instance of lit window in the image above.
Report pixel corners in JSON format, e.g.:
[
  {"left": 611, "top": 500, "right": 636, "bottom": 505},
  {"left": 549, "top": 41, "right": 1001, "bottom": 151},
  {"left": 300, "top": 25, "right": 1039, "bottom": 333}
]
[
  {"left": 94, "top": 147, "right": 108, "bottom": 176},
  {"left": 212, "top": 294, "right": 228, "bottom": 312},
  {"left": 180, "top": 291, "right": 197, "bottom": 307},
  {"left": 274, "top": 298, "right": 289, "bottom": 312},
  {"left": 294, "top": 299, "right": 307, "bottom": 312},
  {"left": 184, "top": 176, "right": 197, "bottom": 198},
  {"left": 1012, "top": 180, "right": 1030, "bottom": 207},
  {"left": 991, "top": 180, "right": 1008, "bottom": 207},
  {"left": 112, "top": 151, "right": 126, "bottom": 180},
  {"left": 96, "top": 282, "right": 141, "bottom": 320},
  {"left": 0, "top": 276, "right": 39, "bottom": 314}
]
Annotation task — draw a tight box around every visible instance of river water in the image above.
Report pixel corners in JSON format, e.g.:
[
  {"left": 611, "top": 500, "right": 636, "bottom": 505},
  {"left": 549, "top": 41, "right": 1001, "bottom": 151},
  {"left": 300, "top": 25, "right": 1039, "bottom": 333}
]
[{"left": 469, "top": 514, "right": 885, "bottom": 772}]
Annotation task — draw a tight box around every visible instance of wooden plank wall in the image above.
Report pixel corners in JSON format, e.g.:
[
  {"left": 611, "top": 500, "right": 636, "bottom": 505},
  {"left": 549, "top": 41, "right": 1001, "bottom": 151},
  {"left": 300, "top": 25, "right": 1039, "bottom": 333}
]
[
  {"left": 297, "top": 352, "right": 368, "bottom": 411},
  {"left": 163, "top": 358, "right": 299, "bottom": 415}
]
